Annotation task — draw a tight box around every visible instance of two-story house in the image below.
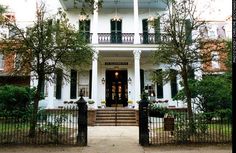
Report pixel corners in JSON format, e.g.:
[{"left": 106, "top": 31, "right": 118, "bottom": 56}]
[
  {"left": 0, "top": 12, "right": 30, "bottom": 86},
  {"left": 39, "top": 0, "right": 184, "bottom": 109}
]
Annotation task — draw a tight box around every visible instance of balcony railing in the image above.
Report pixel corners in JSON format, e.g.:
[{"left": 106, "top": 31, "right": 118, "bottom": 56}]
[
  {"left": 94, "top": 33, "right": 171, "bottom": 44},
  {"left": 98, "top": 33, "right": 134, "bottom": 44},
  {"left": 139, "top": 33, "right": 171, "bottom": 44}
]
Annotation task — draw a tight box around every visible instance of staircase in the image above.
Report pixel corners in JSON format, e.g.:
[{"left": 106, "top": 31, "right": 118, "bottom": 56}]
[{"left": 95, "top": 108, "right": 138, "bottom": 126}]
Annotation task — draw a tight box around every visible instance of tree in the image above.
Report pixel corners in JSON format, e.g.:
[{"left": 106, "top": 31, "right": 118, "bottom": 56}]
[
  {"left": 0, "top": 5, "right": 7, "bottom": 24},
  {"left": 1, "top": 4, "right": 94, "bottom": 137},
  {"left": 151, "top": 0, "right": 222, "bottom": 132},
  {"left": 175, "top": 39, "right": 232, "bottom": 118}
]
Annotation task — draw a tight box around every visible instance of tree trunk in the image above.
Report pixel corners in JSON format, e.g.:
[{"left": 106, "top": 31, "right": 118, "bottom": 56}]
[
  {"left": 28, "top": 75, "right": 44, "bottom": 137},
  {"left": 182, "top": 66, "right": 195, "bottom": 133}
]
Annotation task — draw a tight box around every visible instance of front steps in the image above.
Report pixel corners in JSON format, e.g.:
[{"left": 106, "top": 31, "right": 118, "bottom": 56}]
[{"left": 95, "top": 108, "right": 138, "bottom": 126}]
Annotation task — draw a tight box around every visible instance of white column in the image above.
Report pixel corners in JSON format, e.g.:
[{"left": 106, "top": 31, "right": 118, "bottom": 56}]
[
  {"left": 133, "top": 0, "right": 140, "bottom": 44},
  {"left": 91, "top": 50, "right": 99, "bottom": 107},
  {"left": 133, "top": 50, "right": 141, "bottom": 108},
  {"left": 46, "top": 82, "right": 54, "bottom": 109},
  {"left": 92, "top": 0, "right": 99, "bottom": 44}
]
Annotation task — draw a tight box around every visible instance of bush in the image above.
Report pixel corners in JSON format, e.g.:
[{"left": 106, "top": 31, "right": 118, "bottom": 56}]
[
  {"left": 0, "top": 85, "right": 34, "bottom": 117},
  {"left": 148, "top": 102, "right": 168, "bottom": 117}
]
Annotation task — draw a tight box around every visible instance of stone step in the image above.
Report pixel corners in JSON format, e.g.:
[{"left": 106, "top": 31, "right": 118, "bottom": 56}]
[
  {"left": 96, "top": 119, "right": 137, "bottom": 123},
  {"left": 95, "top": 122, "right": 138, "bottom": 126},
  {"left": 96, "top": 110, "right": 135, "bottom": 114},
  {"left": 96, "top": 114, "right": 135, "bottom": 117},
  {"left": 96, "top": 116, "right": 136, "bottom": 120},
  {"left": 95, "top": 108, "right": 138, "bottom": 126}
]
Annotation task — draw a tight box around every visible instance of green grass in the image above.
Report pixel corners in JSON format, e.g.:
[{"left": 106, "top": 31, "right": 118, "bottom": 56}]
[
  {"left": 207, "top": 123, "right": 232, "bottom": 135},
  {"left": 0, "top": 122, "right": 30, "bottom": 133}
]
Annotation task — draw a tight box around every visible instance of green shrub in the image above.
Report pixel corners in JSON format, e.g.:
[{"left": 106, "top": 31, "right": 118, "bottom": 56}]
[{"left": 0, "top": 85, "right": 34, "bottom": 117}]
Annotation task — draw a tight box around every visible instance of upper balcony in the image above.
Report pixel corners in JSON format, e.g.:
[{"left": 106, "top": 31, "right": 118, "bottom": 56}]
[{"left": 85, "top": 32, "right": 171, "bottom": 44}]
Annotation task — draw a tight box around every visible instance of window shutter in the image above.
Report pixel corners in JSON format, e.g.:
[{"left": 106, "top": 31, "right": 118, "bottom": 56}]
[
  {"left": 70, "top": 69, "right": 77, "bottom": 99},
  {"left": 85, "top": 20, "right": 90, "bottom": 43},
  {"left": 89, "top": 70, "right": 92, "bottom": 99},
  {"left": 117, "top": 20, "right": 122, "bottom": 43},
  {"left": 156, "top": 69, "right": 163, "bottom": 98},
  {"left": 110, "top": 20, "right": 116, "bottom": 43},
  {"left": 142, "top": 19, "right": 148, "bottom": 44},
  {"left": 170, "top": 69, "right": 178, "bottom": 98},
  {"left": 56, "top": 68, "right": 63, "bottom": 99},
  {"left": 140, "top": 69, "right": 144, "bottom": 94},
  {"left": 185, "top": 19, "right": 192, "bottom": 44},
  {"left": 154, "top": 17, "right": 161, "bottom": 43}
]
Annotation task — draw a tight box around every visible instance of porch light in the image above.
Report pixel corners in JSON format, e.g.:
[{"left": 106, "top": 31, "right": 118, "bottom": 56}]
[
  {"left": 79, "top": 14, "right": 88, "bottom": 21},
  {"left": 112, "top": 0, "right": 122, "bottom": 21},
  {"left": 115, "top": 72, "right": 119, "bottom": 77},
  {"left": 147, "top": 6, "right": 156, "bottom": 22},
  {"left": 101, "top": 78, "right": 105, "bottom": 84},
  {"left": 128, "top": 77, "right": 132, "bottom": 84}
]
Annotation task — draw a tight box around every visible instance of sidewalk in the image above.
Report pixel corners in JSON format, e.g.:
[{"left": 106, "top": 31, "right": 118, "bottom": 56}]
[{"left": 0, "top": 126, "right": 232, "bottom": 153}]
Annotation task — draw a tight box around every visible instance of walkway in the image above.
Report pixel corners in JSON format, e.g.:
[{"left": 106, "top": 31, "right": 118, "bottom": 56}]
[{"left": 81, "top": 126, "right": 143, "bottom": 153}]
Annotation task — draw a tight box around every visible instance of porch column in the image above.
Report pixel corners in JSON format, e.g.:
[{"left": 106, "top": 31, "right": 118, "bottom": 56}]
[
  {"left": 91, "top": 50, "right": 99, "bottom": 107},
  {"left": 133, "top": 50, "right": 141, "bottom": 108},
  {"left": 92, "top": 0, "right": 99, "bottom": 44},
  {"left": 133, "top": 0, "right": 140, "bottom": 44}
]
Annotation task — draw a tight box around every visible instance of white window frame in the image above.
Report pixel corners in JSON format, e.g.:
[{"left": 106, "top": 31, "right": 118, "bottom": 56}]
[
  {"left": 211, "top": 51, "right": 220, "bottom": 69},
  {"left": 78, "top": 71, "right": 90, "bottom": 98},
  {"left": 0, "top": 53, "right": 4, "bottom": 70}
]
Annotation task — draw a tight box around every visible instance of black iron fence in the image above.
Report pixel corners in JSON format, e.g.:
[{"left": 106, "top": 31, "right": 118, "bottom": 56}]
[
  {"left": 149, "top": 112, "right": 232, "bottom": 145},
  {"left": 0, "top": 106, "right": 80, "bottom": 145},
  {"left": 139, "top": 100, "right": 232, "bottom": 145}
]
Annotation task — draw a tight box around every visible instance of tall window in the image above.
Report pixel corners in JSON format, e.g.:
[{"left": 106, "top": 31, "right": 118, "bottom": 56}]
[
  {"left": 156, "top": 69, "right": 163, "bottom": 98},
  {"left": 185, "top": 19, "right": 192, "bottom": 44},
  {"left": 170, "top": 69, "right": 178, "bottom": 98},
  {"left": 55, "top": 68, "right": 63, "bottom": 99},
  {"left": 78, "top": 71, "right": 89, "bottom": 97},
  {"left": 70, "top": 69, "right": 77, "bottom": 99},
  {"left": 142, "top": 18, "right": 161, "bottom": 44},
  {"left": 211, "top": 51, "right": 220, "bottom": 69},
  {"left": 110, "top": 20, "right": 122, "bottom": 43},
  {"left": 142, "top": 19, "right": 148, "bottom": 44},
  {"left": 79, "top": 20, "right": 90, "bottom": 43},
  {"left": 0, "top": 53, "right": 4, "bottom": 70}
]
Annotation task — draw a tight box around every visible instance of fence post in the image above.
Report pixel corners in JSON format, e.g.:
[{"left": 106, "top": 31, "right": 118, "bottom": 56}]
[
  {"left": 139, "top": 97, "right": 149, "bottom": 146},
  {"left": 76, "top": 91, "right": 88, "bottom": 146}
]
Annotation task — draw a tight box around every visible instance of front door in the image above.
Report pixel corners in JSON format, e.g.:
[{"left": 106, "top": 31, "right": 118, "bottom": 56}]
[{"left": 106, "top": 70, "right": 128, "bottom": 107}]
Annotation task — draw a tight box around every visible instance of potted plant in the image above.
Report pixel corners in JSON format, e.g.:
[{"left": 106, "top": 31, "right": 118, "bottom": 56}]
[
  {"left": 101, "top": 100, "right": 106, "bottom": 108},
  {"left": 128, "top": 100, "right": 133, "bottom": 108},
  {"left": 149, "top": 103, "right": 168, "bottom": 118},
  {"left": 87, "top": 100, "right": 95, "bottom": 109}
]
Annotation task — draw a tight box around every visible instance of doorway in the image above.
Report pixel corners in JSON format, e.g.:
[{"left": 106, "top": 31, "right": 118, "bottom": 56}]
[{"left": 105, "top": 70, "right": 128, "bottom": 107}]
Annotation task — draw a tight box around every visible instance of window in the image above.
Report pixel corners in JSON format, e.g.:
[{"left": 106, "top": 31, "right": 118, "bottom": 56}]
[
  {"left": 170, "top": 69, "right": 178, "bottom": 98},
  {"left": 110, "top": 20, "right": 122, "bottom": 43},
  {"left": 185, "top": 19, "right": 192, "bottom": 44},
  {"left": 14, "top": 53, "right": 21, "bottom": 69},
  {"left": 199, "top": 25, "right": 209, "bottom": 38},
  {"left": 142, "top": 19, "right": 149, "bottom": 44},
  {"left": 0, "top": 53, "right": 4, "bottom": 70},
  {"left": 79, "top": 20, "right": 90, "bottom": 43},
  {"left": 55, "top": 68, "right": 63, "bottom": 99},
  {"left": 156, "top": 69, "right": 163, "bottom": 98},
  {"left": 211, "top": 51, "right": 220, "bottom": 69},
  {"left": 78, "top": 71, "right": 89, "bottom": 97},
  {"left": 70, "top": 69, "right": 77, "bottom": 99}
]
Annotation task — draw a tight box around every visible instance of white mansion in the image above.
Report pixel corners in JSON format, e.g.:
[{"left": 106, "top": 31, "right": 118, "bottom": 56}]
[{"left": 39, "top": 0, "right": 185, "bottom": 109}]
